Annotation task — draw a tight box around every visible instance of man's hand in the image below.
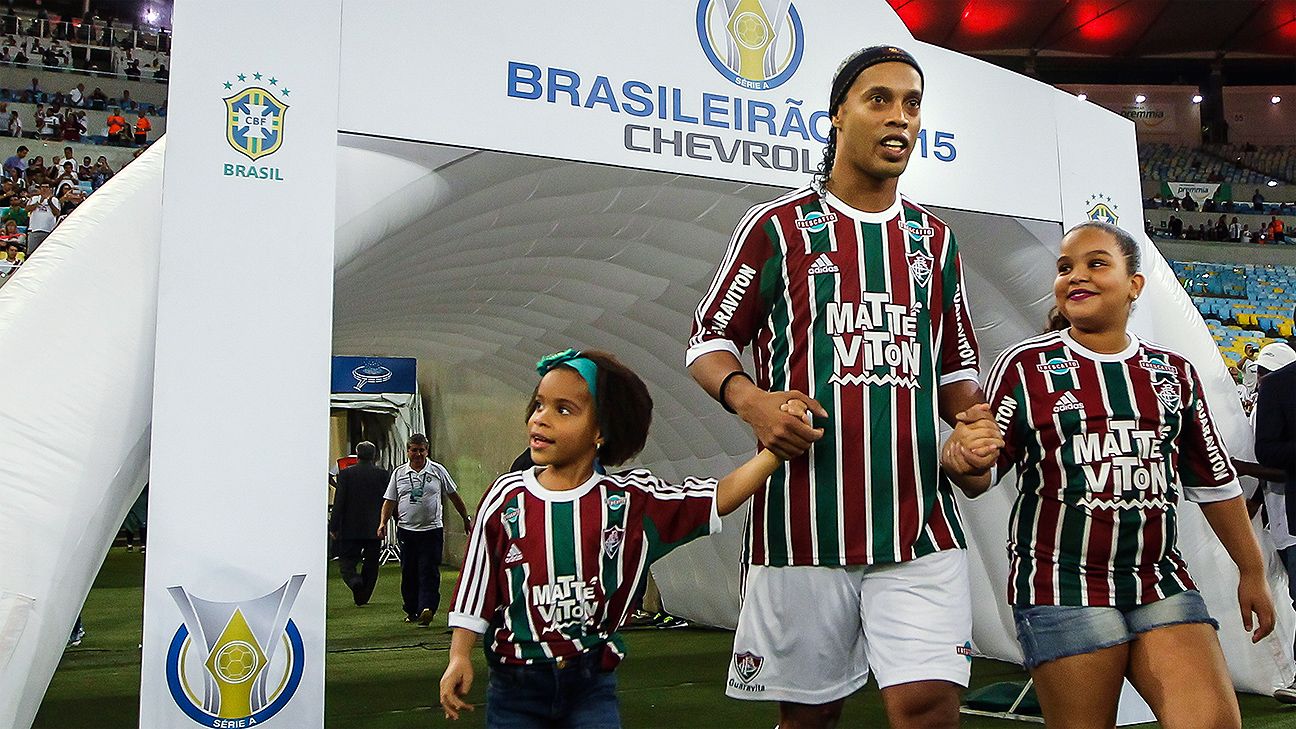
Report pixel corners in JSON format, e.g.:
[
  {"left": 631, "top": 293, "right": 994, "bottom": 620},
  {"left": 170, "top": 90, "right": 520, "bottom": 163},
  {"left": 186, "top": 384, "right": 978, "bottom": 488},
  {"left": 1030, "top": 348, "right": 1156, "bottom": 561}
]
[
  {"left": 439, "top": 654, "right": 475, "bottom": 720},
  {"left": 941, "top": 404, "right": 1003, "bottom": 478},
  {"left": 376, "top": 522, "right": 387, "bottom": 540},
  {"left": 734, "top": 386, "right": 827, "bottom": 460},
  {"left": 462, "top": 514, "right": 473, "bottom": 533}
]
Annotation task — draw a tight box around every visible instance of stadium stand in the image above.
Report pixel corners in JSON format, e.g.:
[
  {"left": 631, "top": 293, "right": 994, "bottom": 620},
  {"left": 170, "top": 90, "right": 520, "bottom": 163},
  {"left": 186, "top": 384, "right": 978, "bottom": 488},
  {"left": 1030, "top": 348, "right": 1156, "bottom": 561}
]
[
  {"left": 1169, "top": 260, "right": 1295, "bottom": 367},
  {"left": 1139, "top": 142, "right": 1273, "bottom": 185}
]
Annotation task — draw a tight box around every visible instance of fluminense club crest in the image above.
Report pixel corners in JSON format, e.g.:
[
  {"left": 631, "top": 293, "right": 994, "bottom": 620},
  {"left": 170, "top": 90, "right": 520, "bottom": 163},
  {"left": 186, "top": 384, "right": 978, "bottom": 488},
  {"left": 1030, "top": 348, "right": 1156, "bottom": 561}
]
[
  {"left": 602, "top": 525, "right": 625, "bottom": 559},
  {"left": 733, "top": 650, "right": 765, "bottom": 683},
  {"left": 223, "top": 72, "right": 291, "bottom": 161},
  {"left": 1154, "top": 380, "right": 1181, "bottom": 411},
  {"left": 906, "top": 248, "right": 934, "bottom": 288}
]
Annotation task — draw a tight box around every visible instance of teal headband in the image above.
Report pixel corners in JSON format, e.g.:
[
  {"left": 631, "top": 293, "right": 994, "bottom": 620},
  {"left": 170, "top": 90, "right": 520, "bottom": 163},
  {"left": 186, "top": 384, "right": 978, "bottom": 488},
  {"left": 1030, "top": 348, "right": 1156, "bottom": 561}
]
[{"left": 536, "top": 349, "right": 598, "bottom": 400}]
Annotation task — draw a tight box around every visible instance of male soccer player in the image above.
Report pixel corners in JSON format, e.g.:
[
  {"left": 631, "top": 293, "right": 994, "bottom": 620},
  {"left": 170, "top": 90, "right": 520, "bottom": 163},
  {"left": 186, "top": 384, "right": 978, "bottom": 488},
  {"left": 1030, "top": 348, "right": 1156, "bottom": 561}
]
[{"left": 688, "top": 46, "right": 984, "bottom": 729}]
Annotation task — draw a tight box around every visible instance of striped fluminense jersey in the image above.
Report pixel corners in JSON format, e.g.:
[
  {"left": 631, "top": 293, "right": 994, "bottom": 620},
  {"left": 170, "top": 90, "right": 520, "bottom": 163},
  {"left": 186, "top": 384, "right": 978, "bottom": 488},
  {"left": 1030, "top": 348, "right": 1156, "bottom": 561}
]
[
  {"left": 448, "top": 467, "right": 720, "bottom": 666},
  {"left": 687, "top": 187, "right": 980, "bottom": 567},
  {"left": 986, "top": 329, "right": 1241, "bottom": 608}
]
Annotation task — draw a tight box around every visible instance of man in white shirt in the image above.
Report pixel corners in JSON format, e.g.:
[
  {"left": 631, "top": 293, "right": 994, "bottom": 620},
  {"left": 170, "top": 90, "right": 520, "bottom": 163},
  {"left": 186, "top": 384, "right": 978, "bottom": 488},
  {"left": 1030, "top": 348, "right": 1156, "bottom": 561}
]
[
  {"left": 24, "top": 183, "right": 59, "bottom": 253},
  {"left": 1241, "top": 342, "right": 1260, "bottom": 393},
  {"left": 379, "top": 433, "right": 471, "bottom": 626}
]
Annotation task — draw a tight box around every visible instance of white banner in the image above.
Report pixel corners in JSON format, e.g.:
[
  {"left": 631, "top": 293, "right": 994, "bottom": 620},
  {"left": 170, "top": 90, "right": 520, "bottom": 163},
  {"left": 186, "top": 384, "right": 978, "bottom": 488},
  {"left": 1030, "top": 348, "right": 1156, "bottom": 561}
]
[
  {"left": 338, "top": 0, "right": 1061, "bottom": 222},
  {"left": 1167, "top": 181, "right": 1221, "bottom": 206},
  {"left": 140, "top": 2, "right": 340, "bottom": 728}
]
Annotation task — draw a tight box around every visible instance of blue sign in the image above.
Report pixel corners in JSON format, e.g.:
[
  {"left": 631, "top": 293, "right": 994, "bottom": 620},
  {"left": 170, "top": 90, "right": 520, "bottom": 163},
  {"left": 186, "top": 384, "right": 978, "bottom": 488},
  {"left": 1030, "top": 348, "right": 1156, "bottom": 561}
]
[{"left": 331, "top": 356, "right": 417, "bottom": 393}]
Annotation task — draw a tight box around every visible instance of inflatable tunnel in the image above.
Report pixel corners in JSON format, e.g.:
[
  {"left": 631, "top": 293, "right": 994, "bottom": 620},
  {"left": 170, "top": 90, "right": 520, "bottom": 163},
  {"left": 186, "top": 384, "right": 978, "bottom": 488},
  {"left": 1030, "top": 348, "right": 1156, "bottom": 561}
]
[{"left": 2, "top": 1, "right": 1294, "bottom": 726}]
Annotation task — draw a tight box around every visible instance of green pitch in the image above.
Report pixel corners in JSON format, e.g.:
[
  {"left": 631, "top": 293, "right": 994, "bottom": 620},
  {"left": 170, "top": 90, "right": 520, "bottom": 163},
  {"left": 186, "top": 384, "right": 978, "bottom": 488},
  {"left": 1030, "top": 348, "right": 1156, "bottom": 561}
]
[{"left": 36, "top": 549, "right": 1296, "bottom": 728}]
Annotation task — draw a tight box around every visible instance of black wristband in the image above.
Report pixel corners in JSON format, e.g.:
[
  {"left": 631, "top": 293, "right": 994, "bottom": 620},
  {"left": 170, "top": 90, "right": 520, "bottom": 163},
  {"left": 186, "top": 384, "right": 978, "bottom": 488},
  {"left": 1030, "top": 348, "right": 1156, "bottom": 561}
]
[{"left": 718, "top": 371, "right": 754, "bottom": 414}]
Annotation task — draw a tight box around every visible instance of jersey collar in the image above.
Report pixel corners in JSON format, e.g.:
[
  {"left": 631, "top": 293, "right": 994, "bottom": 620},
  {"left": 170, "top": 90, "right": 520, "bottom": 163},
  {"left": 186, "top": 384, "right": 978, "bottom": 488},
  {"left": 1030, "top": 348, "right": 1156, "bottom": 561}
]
[
  {"left": 823, "top": 189, "right": 903, "bottom": 224},
  {"left": 1060, "top": 328, "right": 1140, "bottom": 362},
  {"left": 523, "top": 466, "right": 601, "bottom": 502}
]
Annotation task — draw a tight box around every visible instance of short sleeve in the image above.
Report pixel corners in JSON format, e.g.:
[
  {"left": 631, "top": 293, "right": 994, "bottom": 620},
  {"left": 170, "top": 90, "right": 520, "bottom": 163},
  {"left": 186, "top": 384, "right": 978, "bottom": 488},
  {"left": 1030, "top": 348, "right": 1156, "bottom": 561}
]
[
  {"left": 449, "top": 481, "right": 510, "bottom": 634},
  {"left": 625, "top": 470, "right": 720, "bottom": 562},
  {"left": 383, "top": 470, "right": 399, "bottom": 501},
  {"left": 935, "top": 229, "right": 980, "bottom": 386},
  {"left": 686, "top": 206, "right": 775, "bottom": 366},
  {"left": 1178, "top": 364, "right": 1242, "bottom": 503},
  {"left": 436, "top": 463, "right": 458, "bottom": 495},
  {"left": 985, "top": 350, "right": 1026, "bottom": 483}
]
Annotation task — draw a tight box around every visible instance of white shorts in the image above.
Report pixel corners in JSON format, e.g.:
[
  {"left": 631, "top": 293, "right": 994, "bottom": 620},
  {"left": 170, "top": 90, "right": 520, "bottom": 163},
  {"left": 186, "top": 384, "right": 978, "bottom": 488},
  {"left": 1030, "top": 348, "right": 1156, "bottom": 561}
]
[{"left": 726, "top": 549, "right": 972, "bottom": 704}]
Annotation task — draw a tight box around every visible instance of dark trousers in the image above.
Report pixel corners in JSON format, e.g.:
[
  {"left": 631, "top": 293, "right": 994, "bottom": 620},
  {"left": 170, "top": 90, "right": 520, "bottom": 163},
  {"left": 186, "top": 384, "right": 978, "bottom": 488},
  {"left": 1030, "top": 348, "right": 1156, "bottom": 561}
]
[
  {"left": 396, "top": 527, "right": 444, "bottom": 617},
  {"left": 486, "top": 651, "right": 620, "bottom": 728},
  {"left": 336, "top": 538, "right": 381, "bottom": 606}
]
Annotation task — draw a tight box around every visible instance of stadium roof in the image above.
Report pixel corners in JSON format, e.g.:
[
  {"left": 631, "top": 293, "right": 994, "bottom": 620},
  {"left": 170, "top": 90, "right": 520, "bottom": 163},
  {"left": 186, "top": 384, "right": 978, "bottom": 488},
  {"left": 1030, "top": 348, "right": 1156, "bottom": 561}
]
[{"left": 889, "top": 0, "right": 1296, "bottom": 84}]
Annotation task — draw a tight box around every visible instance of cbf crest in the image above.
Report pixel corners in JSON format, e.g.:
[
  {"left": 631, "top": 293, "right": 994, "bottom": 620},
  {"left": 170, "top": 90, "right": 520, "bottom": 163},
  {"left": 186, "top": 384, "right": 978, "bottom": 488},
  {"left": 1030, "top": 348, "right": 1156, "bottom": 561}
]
[
  {"left": 223, "top": 74, "right": 290, "bottom": 161},
  {"left": 1084, "top": 193, "right": 1119, "bottom": 225}
]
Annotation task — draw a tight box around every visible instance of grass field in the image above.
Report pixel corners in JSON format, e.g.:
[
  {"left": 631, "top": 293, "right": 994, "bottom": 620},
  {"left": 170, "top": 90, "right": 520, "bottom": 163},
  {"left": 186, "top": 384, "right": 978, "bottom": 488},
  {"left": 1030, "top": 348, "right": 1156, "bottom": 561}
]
[{"left": 35, "top": 549, "right": 1296, "bottom": 728}]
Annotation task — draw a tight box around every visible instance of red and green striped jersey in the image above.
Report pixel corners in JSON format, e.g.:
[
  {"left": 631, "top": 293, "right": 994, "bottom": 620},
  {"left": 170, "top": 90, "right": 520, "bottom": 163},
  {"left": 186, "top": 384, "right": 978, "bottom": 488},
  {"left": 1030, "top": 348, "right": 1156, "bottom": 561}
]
[
  {"left": 687, "top": 187, "right": 980, "bottom": 567},
  {"left": 986, "top": 329, "right": 1241, "bottom": 608},
  {"left": 448, "top": 467, "right": 720, "bottom": 666}
]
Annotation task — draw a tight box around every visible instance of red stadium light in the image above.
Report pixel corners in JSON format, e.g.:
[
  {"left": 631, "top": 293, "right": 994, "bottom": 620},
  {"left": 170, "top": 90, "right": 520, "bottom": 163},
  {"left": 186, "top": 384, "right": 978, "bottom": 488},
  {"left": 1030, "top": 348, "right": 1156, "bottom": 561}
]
[{"left": 958, "top": 1, "right": 1016, "bottom": 36}]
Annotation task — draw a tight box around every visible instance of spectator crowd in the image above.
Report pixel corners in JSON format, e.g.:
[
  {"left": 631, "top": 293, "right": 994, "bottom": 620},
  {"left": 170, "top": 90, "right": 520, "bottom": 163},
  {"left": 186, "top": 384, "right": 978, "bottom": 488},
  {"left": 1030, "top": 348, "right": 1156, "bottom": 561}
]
[{"left": 0, "top": 140, "right": 130, "bottom": 278}]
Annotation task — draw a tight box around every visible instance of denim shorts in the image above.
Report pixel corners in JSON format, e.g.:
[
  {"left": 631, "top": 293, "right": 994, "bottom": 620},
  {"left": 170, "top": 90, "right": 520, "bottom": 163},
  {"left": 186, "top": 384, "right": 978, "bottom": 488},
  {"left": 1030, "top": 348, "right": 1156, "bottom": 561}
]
[
  {"left": 486, "top": 650, "right": 620, "bottom": 729},
  {"left": 1012, "top": 590, "right": 1218, "bottom": 670}
]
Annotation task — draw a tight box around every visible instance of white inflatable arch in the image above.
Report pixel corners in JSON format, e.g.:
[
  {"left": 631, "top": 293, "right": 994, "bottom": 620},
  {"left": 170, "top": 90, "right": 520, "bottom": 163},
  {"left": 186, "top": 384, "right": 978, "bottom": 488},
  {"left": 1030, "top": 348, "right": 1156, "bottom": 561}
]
[{"left": 2, "top": 2, "right": 1293, "bottom": 726}]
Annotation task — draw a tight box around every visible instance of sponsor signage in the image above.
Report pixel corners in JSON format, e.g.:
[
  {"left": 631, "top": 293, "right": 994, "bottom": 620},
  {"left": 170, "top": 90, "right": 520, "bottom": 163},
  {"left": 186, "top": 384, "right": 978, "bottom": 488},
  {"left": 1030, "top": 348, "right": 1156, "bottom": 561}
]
[
  {"left": 143, "top": 1, "right": 339, "bottom": 727},
  {"left": 330, "top": 356, "right": 417, "bottom": 393},
  {"left": 338, "top": 0, "right": 1065, "bottom": 221}
]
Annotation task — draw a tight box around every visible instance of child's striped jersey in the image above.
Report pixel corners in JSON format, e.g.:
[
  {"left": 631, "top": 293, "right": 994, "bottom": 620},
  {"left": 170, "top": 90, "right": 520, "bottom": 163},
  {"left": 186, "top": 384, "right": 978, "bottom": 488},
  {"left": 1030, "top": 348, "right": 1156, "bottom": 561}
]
[
  {"left": 449, "top": 467, "right": 719, "bottom": 666},
  {"left": 986, "top": 329, "right": 1241, "bottom": 608}
]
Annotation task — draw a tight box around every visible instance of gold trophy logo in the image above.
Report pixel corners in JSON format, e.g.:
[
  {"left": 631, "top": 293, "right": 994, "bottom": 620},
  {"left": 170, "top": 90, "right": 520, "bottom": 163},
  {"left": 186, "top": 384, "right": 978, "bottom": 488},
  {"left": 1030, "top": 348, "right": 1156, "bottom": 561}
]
[
  {"left": 204, "top": 610, "right": 267, "bottom": 718},
  {"left": 167, "top": 575, "right": 305, "bottom": 722},
  {"left": 726, "top": 0, "right": 777, "bottom": 82},
  {"left": 698, "top": 0, "right": 802, "bottom": 89}
]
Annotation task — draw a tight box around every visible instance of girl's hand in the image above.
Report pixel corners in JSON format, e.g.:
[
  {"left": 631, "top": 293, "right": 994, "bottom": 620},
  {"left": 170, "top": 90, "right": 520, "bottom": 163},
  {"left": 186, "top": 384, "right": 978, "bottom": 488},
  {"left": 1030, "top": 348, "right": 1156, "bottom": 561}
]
[
  {"left": 942, "top": 404, "right": 1003, "bottom": 476},
  {"left": 439, "top": 655, "right": 475, "bottom": 720},
  {"left": 779, "top": 398, "right": 816, "bottom": 427},
  {"left": 1237, "top": 571, "right": 1275, "bottom": 643}
]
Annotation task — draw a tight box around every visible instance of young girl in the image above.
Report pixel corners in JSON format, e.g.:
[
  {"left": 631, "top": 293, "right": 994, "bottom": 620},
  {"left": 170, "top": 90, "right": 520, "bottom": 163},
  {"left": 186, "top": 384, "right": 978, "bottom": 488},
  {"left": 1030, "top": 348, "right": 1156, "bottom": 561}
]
[
  {"left": 439, "top": 349, "right": 808, "bottom": 727},
  {"left": 944, "top": 221, "right": 1275, "bottom": 729}
]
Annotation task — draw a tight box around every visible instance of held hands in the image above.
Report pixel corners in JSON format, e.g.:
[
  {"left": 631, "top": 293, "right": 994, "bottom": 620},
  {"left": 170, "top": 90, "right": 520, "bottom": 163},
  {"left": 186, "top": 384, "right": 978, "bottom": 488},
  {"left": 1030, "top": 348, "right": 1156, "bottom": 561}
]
[
  {"left": 439, "top": 655, "right": 475, "bottom": 720},
  {"left": 941, "top": 404, "right": 1003, "bottom": 478},
  {"left": 737, "top": 387, "right": 827, "bottom": 460}
]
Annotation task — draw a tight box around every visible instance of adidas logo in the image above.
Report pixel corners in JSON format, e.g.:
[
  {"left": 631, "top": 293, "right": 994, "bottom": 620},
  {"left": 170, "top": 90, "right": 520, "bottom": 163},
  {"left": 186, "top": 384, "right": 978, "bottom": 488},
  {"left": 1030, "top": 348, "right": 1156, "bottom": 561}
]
[
  {"left": 1053, "top": 391, "right": 1084, "bottom": 413},
  {"left": 504, "top": 543, "right": 523, "bottom": 566},
  {"left": 808, "top": 254, "right": 839, "bottom": 275}
]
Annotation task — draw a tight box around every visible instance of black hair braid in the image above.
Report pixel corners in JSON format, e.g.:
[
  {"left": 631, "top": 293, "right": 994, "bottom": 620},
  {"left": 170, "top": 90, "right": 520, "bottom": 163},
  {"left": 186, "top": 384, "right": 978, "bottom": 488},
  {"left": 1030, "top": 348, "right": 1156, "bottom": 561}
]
[{"left": 814, "top": 127, "right": 836, "bottom": 193}]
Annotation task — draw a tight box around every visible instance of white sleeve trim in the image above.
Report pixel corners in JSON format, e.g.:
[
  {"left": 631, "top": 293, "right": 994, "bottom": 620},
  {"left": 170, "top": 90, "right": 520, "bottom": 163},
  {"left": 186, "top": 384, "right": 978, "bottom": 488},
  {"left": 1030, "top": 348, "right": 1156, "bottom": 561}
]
[
  {"left": 708, "top": 493, "right": 723, "bottom": 536},
  {"left": 685, "top": 338, "right": 741, "bottom": 367},
  {"left": 939, "top": 368, "right": 980, "bottom": 387},
  {"left": 1184, "top": 479, "right": 1243, "bottom": 504},
  {"left": 447, "top": 613, "right": 489, "bottom": 634}
]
